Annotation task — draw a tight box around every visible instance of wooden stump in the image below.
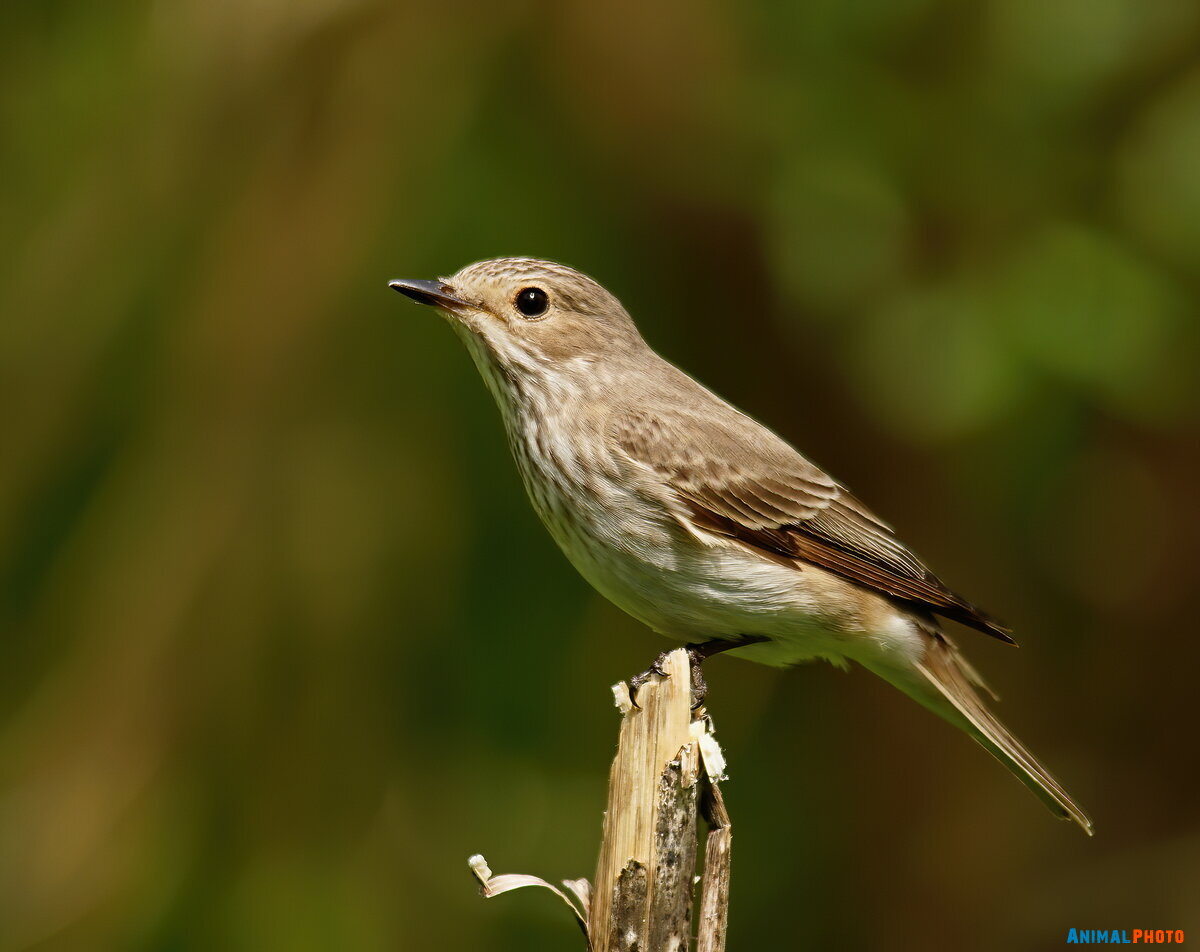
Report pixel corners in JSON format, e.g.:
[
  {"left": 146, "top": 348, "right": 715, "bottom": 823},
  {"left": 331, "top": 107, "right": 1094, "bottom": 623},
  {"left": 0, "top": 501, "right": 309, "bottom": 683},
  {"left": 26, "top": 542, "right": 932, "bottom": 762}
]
[{"left": 468, "top": 648, "right": 732, "bottom": 951}]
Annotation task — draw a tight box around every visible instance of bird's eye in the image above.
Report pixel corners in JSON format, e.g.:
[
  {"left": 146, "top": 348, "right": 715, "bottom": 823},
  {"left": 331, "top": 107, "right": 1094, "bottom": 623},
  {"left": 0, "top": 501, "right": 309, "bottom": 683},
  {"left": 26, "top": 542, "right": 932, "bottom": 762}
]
[{"left": 515, "top": 287, "right": 549, "bottom": 318}]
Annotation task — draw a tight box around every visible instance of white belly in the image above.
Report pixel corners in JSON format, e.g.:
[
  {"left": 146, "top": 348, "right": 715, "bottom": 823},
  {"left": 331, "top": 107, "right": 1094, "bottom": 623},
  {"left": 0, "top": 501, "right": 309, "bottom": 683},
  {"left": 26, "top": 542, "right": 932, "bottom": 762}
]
[{"left": 541, "top": 496, "right": 891, "bottom": 669}]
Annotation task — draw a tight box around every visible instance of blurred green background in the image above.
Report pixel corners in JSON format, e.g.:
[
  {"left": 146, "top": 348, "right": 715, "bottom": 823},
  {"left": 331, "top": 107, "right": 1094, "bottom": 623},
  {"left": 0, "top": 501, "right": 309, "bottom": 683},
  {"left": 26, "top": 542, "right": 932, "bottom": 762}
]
[{"left": 2, "top": 0, "right": 1199, "bottom": 949}]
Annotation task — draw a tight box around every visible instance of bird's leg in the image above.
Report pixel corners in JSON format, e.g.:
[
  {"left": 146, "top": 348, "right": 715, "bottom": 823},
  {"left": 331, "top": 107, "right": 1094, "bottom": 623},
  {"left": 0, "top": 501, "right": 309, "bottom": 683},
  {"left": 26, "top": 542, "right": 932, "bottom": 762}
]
[
  {"left": 683, "top": 635, "right": 768, "bottom": 709},
  {"left": 629, "top": 635, "right": 768, "bottom": 709}
]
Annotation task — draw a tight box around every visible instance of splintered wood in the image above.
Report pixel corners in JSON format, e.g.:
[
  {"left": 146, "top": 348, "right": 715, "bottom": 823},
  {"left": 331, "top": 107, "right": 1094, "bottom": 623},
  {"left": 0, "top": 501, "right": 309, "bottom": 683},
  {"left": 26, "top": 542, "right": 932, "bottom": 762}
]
[
  {"left": 591, "top": 649, "right": 699, "bottom": 951},
  {"left": 467, "top": 648, "right": 732, "bottom": 952}
]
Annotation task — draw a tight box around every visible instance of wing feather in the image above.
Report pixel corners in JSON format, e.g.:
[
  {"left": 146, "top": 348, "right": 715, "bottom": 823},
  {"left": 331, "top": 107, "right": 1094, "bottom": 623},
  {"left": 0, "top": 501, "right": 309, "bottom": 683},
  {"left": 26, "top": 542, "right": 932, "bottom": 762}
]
[{"left": 611, "top": 407, "right": 1013, "bottom": 643}]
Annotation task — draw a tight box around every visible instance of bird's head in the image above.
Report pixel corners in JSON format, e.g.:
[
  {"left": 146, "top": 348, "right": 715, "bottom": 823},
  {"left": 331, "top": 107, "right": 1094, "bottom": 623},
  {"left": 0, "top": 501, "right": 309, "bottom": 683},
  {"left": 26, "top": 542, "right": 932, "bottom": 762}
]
[{"left": 389, "top": 258, "right": 646, "bottom": 381}]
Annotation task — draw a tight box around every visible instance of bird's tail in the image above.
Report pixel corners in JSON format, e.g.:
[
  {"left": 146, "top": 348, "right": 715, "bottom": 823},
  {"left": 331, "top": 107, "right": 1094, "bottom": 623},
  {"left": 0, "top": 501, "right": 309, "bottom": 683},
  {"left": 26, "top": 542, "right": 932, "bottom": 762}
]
[{"left": 865, "top": 635, "right": 1093, "bottom": 835}]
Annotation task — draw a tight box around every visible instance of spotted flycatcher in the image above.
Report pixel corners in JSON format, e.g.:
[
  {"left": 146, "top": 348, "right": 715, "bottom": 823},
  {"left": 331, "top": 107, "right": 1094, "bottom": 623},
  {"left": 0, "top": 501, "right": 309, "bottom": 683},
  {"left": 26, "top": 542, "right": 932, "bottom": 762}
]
[{"left": 390, "top": 257, "right": 1091, "bottom": 833}]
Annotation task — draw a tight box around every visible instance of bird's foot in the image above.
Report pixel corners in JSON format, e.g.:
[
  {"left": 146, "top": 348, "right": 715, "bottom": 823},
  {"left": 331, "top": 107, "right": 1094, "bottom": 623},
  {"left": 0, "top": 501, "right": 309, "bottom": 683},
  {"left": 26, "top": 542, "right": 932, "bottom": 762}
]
[
  {"left": 684, "top": 646, "right": 711, "bottom": 710},
  {"left": 628, "top": 651, "right": 672, "bottom": 708},
  {"left": 629, "top": 635, "right": 769, "bottom": 710}
]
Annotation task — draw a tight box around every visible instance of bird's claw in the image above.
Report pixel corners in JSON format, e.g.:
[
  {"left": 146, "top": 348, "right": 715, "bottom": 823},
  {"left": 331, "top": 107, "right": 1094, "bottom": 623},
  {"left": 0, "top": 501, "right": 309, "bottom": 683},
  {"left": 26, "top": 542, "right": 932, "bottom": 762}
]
[
  {"left": 628, "top": 635, "right": 769, "bottom": 710},
  {"left": 686, "top": 647, "right": 709, "bottom": 710},
  {"left": 628, "top": 650, "right": 673, "bottom": 709},
  {"left": 628, "top": 648, "right": 710, "bottom": 710}
]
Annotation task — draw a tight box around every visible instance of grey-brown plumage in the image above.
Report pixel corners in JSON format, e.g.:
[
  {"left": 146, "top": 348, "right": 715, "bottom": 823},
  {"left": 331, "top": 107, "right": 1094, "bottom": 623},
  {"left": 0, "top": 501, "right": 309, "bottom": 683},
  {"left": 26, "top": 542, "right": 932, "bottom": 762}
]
[
  {"left": 389, "top": 256, "right": 1092, "bottom": 834},
  {"left": 610, "top": 404, "right": 1014, "bottom": 642}
]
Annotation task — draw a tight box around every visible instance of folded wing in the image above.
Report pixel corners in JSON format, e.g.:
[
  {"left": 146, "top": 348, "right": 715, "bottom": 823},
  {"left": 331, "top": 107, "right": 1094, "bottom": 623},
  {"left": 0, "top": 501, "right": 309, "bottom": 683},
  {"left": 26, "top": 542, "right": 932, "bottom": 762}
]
[{"left": 611, "top": 406, "right": 1014, "bottom": 643}]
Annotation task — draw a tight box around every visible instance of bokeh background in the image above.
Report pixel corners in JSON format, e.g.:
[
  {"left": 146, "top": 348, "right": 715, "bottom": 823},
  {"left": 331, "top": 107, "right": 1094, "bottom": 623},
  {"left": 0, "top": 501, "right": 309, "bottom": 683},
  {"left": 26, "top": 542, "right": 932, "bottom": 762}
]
[{"left": 3, "top": 0, "right": 1199, "bottom": 949}]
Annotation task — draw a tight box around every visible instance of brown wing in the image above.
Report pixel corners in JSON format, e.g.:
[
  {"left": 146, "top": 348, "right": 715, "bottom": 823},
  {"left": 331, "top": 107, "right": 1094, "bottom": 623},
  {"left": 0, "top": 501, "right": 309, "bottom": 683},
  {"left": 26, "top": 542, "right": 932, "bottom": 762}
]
[{"left": 612, "top": 407, "right": 1014, "bottom": 644}]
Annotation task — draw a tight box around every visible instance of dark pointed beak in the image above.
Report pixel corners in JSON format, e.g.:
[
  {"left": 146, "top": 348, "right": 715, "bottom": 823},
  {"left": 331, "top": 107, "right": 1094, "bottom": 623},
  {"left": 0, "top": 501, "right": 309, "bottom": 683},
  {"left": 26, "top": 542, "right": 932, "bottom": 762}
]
[{"left": 388, "top": 278, "right": 471, "bottom": 311}]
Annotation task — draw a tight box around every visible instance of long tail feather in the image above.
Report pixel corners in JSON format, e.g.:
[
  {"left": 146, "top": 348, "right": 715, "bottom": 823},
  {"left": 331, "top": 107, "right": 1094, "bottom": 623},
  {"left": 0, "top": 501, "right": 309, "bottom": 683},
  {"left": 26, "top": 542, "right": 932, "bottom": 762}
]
[{"left": 871, "top": 636, "right": 1093, "bottom": 835}]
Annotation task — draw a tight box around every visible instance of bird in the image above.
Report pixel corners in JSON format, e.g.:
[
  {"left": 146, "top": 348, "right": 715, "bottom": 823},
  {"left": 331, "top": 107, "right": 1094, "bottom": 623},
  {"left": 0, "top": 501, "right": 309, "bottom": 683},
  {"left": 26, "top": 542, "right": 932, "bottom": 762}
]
[{"left": 389, "top": 256, "right": 1092, "bottom": 834}]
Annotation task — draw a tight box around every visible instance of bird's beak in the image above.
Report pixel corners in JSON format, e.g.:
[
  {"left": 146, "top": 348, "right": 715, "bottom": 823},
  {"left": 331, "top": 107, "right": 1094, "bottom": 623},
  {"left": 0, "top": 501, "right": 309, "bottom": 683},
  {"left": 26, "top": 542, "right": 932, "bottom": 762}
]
[{"left": 388, "top": 279, "right": 472, "bottom": 312}]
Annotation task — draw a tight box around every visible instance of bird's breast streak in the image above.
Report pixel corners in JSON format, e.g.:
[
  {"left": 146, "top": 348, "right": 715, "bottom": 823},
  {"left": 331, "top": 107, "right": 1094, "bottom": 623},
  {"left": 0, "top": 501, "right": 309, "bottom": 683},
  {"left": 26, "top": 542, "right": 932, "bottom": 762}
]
[
  {"left": 503, "top": 397, "right": 898, "bottom": 665},
  {"left": 519, "top": 462, "right": 860, "bottom": 662}
]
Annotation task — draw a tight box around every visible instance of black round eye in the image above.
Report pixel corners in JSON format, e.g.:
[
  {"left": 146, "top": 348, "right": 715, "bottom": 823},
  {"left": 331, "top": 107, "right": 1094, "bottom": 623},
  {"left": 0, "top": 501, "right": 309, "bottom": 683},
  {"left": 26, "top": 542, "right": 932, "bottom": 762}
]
[{"left": 515, "top": 287, "right": 549, "bottom": 318}]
